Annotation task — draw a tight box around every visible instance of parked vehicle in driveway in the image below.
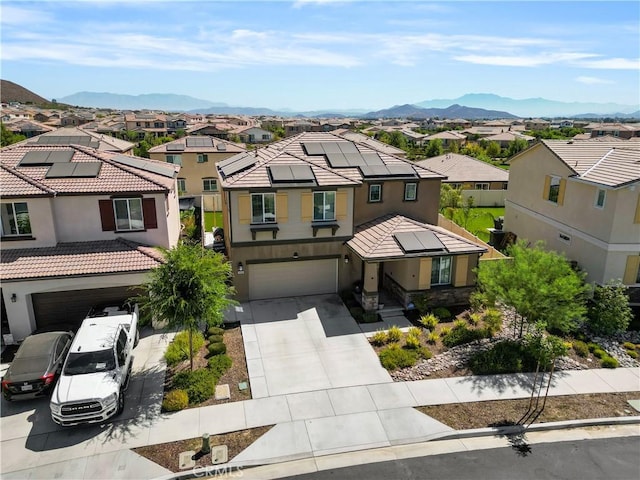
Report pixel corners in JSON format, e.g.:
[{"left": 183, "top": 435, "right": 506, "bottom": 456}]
[
  {"left": 50, "top": 304, "right": 138, "bottom": 426},
  {"left": 2, "top": 331, "right": 74, "bottom": 401}
]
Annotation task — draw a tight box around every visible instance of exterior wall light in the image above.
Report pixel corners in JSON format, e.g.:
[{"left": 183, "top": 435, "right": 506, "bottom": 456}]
[
  {"left": 344, "top": 255, "right": 350, "bottom": 264},
  {"left": 293, "top": 252, "right": 299, "bottom": 259},
  {"left": 237, "top": 262, "right": 244, "bottom": 274},
  {"left": 11, "top": 293, "right": 17, "bottom": 303}
]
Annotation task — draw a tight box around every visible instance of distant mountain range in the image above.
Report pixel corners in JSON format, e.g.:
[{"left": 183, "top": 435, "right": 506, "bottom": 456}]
[
  {"left": 416, "top": 93, "right": 639, "bottom": 118},
  {"left": 5, "top": 80, "right": 638, "bottom": 119},
  {"left": 363, "top": 103, "right": 516, "bottom": 120}
]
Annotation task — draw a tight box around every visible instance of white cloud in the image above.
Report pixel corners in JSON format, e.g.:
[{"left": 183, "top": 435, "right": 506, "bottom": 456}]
[
  {"left": 0, "top": 5, "right": 53, "bottom": 26},
  {"left": 454, "top": 52, "right": 598, "bottom": 67},
  {"left": 576, "top": 76, "right": 614, "bottom": 85},
  {"left": 576, "top": 58, "right": 640, "bottom": 70}
]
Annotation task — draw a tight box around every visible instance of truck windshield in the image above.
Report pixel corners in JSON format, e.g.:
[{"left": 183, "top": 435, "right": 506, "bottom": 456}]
[{"left": 63, "top": 349, "right": 116, "bottom": 375}]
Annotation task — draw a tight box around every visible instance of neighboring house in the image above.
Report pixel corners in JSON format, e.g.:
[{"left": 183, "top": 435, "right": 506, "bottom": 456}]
[
  {"left": 17, "top": 126, "right": 135, "bottom": 154},
  {"left": 416, "top": 153, "right": 509, "bottom": 206},
  {"left": 148, "top": 136, "right": 246, "bottom": 212},
  {"left": 525, "top": 119, "right": 551, "bottom": 131},
  {"left": 216, "top": 132, "right": 486, "bottom": 310},
  {"left": 504, "top": 140, "right": 640, "bottom": 303},
  {"left": 583, "top": 123, "right": 640, "bottom": 140},
  {"left": 235, "top": 126, "right": 273, "bottom": 144},
  {"left": 0, "top": 143, "right": 181, "bottom": 342},
  {"left": 424, "top": 130, "right": 467, "bottom": 148},
  {"left": 333, "top": 129, "right": 407, "bottom": 158},
  {"left": 284, "top": 120, "right": 316, "bottom": 136},
  {"left": 483, "top": 131, "right": 535, "bottom": 148},
  {"left": 61, "top": 112, "right": 94, "bottom": 127},
  {"left": 3, "top": 119, "right": 55, "bottom": 138},
  {"left": 124, "top": 113, "right": 168, "bottom": 138}
]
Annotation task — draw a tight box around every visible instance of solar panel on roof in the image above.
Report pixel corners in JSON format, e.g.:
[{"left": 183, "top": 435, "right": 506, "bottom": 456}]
[
  {"left": 320, "top": 142, "right": 342, "bottom": 153},
  {"left": 302, "top": 143, "right": 325, "bottom": 155},
  {"left": 19, "top": 151, "right": 51, "bottom": 165},
  {"left": 47, "top": 150, "right": 75, "bottom": 163},
  {"left": 45, "top": 163, "right": 76, "bottom": 178},
  {"left": 290, "top": 165, "right": 315, "bottom": 181},
  {"left": 326, "top": 152, "right": 349, "bottom": 168},
  {"left": 166, "top": 143, "right": 185, "bottom": 151},
  {"left": 218, "top": 153, "right": 256, "bottom": 177},
  {"left": 394, "top": 231, "right": 445, "bottom": 253},
  {"left": 359, "top": 165, "right": 389, "bottom": 177},
  {"left": 269, "top": 165, "right": 294, "bottom": 182},
  {"left": 111, "top": 154, "right": 177, "bottom": 178},
  {"left": 337, "top": 142, "right": 359, "bottom": 154},
  {"left": 72, "top": 162, "right": 102, "bottom": 177},
  {"left": 361, "top": 153, "right": 385, "bottom": 165},
  {"left": 387, "top": 164, "right": 416, "bottom": 176}
]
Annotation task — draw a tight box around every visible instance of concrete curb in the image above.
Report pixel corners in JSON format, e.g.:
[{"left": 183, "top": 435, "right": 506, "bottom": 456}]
[{"left": 156, "top": 416, "right": 640, "bottom": 480}]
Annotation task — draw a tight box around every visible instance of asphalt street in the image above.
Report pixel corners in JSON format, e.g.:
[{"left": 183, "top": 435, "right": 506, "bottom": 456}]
[{"left": 283, "top": 436, "right": 640, "bottom": 480}]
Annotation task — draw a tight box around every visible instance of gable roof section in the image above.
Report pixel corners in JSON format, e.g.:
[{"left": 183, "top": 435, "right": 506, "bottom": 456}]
[
  {"left": 416, "top": 153, "right": 509, "bottom": 183},
  {"left": 543, "top": 140, "right": 640, "bottom": 188},
  {"left": 0, "top": 144, "right": 178, "bottom": 195},
  {"left": 0, "top": 163, "right": 55, "bottom": 197},
  {"left": 347, "top": 214, "right": 486, "bottom": 260},
  {"left": 148, "top": 135, "right": 246, "bottom": 154},
  {"left": 0, "top": 238, "right": 165, "bottom": 282},
  {"left": 218, "top": 131, "right": 443, "bottom": 189}
]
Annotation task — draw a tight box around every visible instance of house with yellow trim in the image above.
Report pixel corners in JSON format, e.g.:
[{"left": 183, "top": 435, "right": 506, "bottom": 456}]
[
  {"left": 217, "top": 132, "right": 487, "bottom": 309},
  {"left": 504, "top": 140, "right": 640, "bottom": 304}
]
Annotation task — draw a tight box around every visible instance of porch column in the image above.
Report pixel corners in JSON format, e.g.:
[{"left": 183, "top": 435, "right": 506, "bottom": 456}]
[{"left": 361, "top": 262, "right": 379, "bottom": 312}]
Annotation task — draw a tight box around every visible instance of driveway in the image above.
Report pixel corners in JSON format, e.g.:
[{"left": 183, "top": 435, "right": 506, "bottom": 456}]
[{"left": 235, "top": 294, "right": 392, "bottom": 397}]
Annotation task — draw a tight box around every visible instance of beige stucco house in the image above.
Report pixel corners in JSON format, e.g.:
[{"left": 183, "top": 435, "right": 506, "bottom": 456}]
[
  {"left": 504, "top": 140, "right": 640, "bottom": 304},
  {"left": 217, "top": 132, "right": 486, "bottom": 310},
  {"left": 0, "top": 143, "right": 181, "bottom": 342},
  {"left": 149, "top": 136, "right": 246, "bottom": 212}
]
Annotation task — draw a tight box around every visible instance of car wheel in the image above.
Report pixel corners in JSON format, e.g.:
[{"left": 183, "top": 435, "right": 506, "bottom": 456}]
[{"left": 116, "top": 390, "right": 125, "bottom": 415}]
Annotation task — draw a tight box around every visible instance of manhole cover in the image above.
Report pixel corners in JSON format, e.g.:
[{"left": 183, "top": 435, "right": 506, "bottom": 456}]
[
  {"left": 215, "top": 384, "right": 231, "bottom": 400},
  {"left": 211, "top": 445, "right": 228, "bottom": 465},
  {"left": 179, "top": 451, "right": 196, "bottom": 470}
]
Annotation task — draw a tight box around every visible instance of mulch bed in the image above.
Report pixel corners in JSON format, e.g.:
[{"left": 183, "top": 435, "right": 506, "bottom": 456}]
[
  {"left": 417, "top": 392, "right": 639, "bottom": 430},
  {"left": 133, "top": 425, "right": 272, "bottom": 472}
]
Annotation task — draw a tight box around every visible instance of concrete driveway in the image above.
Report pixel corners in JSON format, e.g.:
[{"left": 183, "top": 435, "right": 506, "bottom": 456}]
[{"left": 233, "top": 294, "right": 392, "bottom": 397}]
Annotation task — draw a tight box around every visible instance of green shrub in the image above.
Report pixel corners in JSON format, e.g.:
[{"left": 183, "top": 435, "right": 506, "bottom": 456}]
[
  {"left": 172, "top": 368, "right": 216, "bottom": 404},
  {"left": 208, "top": 354, "right": 232, "bottom": 380},
  {"left": 482, "top": 309, "right": 503, "bottom": 337},
  {"left": 419, "top": 346, "right": 433, "bottom": 360},
  {"left": 572, "top": 340, "right": 589, "bottom": 357},
  {"left": 622, "top": 341, "right": 636, "bottom": 351},
  {"left": 440, "top": 326, "right": 451, "bottom": 336},
  {"left": 387, "top": 325, "right": 403, "bottom": 343},
  {"left": 378, "top": 344, "right": 417, "bottom": 370},
  {"left": 587, "top": 343, "right": 600, "bottom": 353},
  {"left": 408, "top": 327, "right": 422, "bottom": 338},
  {"left": 432, "top": 307, "right": 452, "bottom": 321},
  {"left": 164, "top": 331, "right": 206, "bottom": 366},
  {"left": 404, "top": 333, "right": 421, "bottom": 350},
  {"left": 208, "top": 334, "right": 223, "bottom": 344},
  {"left": 412, "top": 294, "right": 429, "bottom": 314},
  {"left": 426, "top": 332, "right": 440, "bottom": 344},
  {"left": 626, "top": 350, "right": 638, "bottom": 359},
  {"left": 453, "top": 319, "right": 467, "bottom": 329},
  {"left": 370, "top": 330, "right": 388, "bottom": 346},
  {"left": 207, "top": 326, "right": 225, "bottom": 336},
  {"left": 592, "top": 348, "right": 606, "bottom": 359},
  {"left": 601, "top": 356, "right": 619, "bottom": 369},
  {"left": 420, "top": 314, "right": 438, "bottom": 331},
  {"left": 468, "top": 312, "right": 481, "bottom": 326},
  {"left": 361, "top": 312, "right": 379, "bottom": 323},
  {"left": 469, "top": 341, "right": 540, "bottom": 375},
  {"left": 442, "top": 323, "right": 485, "bottom": 348},
  {"left": 208, "top": 342, "right": 227, "bottom": 356},
  {"left": 162, "top": 389, "right": 189, "bottom": 412}
]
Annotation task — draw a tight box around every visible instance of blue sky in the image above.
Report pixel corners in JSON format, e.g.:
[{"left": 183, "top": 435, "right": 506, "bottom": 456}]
[{"left": 2, "top": 0, "right": 639, "bottom": 111}]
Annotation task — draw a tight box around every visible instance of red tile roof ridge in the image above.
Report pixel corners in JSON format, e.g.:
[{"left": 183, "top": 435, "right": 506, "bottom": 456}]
[{"left": 0, "top": 162, "right": 56, "bottom": 195}]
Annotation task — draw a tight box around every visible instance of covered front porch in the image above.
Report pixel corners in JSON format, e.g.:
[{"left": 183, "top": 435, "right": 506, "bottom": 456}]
[{"left": 346, "top": 214, "right": 487, "bottom": 313}]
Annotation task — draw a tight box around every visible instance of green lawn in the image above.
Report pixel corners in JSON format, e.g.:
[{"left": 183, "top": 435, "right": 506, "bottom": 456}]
[
  {"left": 459, "top": 207, "right": 504, "bottom": 242},
  {"left": 204, "top": 211, "right": 224, "bottom": 232}
]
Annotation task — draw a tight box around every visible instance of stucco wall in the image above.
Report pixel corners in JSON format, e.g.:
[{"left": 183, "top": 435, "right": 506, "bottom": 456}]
[{"left": 1, "top": 197, "right": 57, "bottom": 248}]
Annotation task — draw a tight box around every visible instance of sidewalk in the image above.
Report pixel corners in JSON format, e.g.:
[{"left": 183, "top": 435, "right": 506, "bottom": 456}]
[{"left": 2, "top": 366, "right": 639, "bottom": 479}]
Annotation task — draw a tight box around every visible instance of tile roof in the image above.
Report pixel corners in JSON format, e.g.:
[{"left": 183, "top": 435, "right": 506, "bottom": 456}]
[
  {"left": 542, "top": 140, "right": 640, "bottom": 188},
  {"left": 148, "top": 135, "right": 246, "bottom": 154},
  {"left": 218, "top": 131, "right": 444, "bottom": 189},
  {"left": 0, "top": 144, "right": 178, "bottom": 196},
  {"left": 15, "top": 126, "right": 135, "bottom": 153},
  {"left": 0, "top": 239, "right": 165, "bottom": 282},
  {"left": 347, "top": 214, "right": 487, "bottom": 260},
  {"left": 331, "top": 130, "right": 407, "bottom": 156},
  {"left": 416, "top": 153, "right": 509, "bottom": 183}
]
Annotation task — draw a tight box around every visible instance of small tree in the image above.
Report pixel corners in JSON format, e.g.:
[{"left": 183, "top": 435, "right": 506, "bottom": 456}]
[
  {"left": 475, "top": 240, "right": 588, "bottom": 337},
  {"left": 425, "top": 138, "right": 444, "bottom": 158},
  {"left": 135, "top": 243, "right": 235, "bottom": 370},
  {"left": 586, "top": 280, "right": 633, "bottom": 336},
  {"left": 1, "top": 123, "right": 26, "bottom": 147},
  {"left": 440, "top": 183, "right": 462, "bottom": 219}
]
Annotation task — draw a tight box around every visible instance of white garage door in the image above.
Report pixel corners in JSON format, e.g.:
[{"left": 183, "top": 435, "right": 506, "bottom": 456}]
[{"left": 249, "top": 259, "right": 338, "bottom": 300}]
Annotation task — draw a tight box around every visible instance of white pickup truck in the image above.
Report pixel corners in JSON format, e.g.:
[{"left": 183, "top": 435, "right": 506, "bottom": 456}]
[{"left": 50, "top": 304, "right": 138, "bottom": 426}]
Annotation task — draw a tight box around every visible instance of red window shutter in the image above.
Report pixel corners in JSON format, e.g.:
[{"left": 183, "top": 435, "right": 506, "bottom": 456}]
[
  {"left": 99, "top": 200, "right": 116, "bottom": 231},
  {"left": 142, "top": 198, "right": 158, "bottom": 229}
]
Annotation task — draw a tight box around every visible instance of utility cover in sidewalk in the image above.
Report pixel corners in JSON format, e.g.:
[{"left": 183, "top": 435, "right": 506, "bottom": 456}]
[
  {"left": 179, "top": 451, "right": 196, "bottom": 470},
  {"left": 238, "top": 381, "right": 248, "bottom": 391},
  {"left": 215, "top": 384, "right": 231, "bottom": 400},
  {"left": 211, "top": 445, "right": 228, "bottom": 465},
  {"left": 628, "top": 400, "right": 640, "bottom": 412}
]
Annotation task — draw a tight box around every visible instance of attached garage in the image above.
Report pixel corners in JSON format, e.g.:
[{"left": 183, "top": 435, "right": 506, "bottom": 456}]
[
  {"left": 32, "top": 286, "right": 141, "bottom": 331},
  {"left": 248, "top": 258, "right": 338, "bottom": 300}
]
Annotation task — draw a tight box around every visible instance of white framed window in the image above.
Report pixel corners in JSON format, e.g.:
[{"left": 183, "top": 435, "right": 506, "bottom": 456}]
[
  {"left": 558, "top": 232, "right": 571, "bottom": 244},
  {"left": 475, "top": 183, "right": 489, "bottom": 190},
  {"left": 313, "top": 191, "right": 336, "bottom": 221},
  {"left": 177, "top": 178, "right": 186, "bottom": 193},
  {"left": 369, "top": 184, "right": 382, "bottom": 203},
  {"left": 197, "top": 154, "right": 208, "bottom": 163},
  {"left": 595, "top": 189, "right": 606, "bottom": 208},
  {"left": 251, "top": 193, "right": 276, "bottom": 223},
  {"left": 431, "top": 256, "right": 452, "bottom": 285},
  {"left": 166, "top": 155, "right": 182, "bottom": 165},
  {"left": 261, "top": 134, "right": 270, "bottom": 140},
  {"left": 548, "top": 176, "right": 561, "bottom": 203},
  {"left": 202, "top": 178, "right": 218, "bottom": 192},
  {"left": 113, "top": 198, "right": 144, "bottom": 231},
  {"left": 0, "top": 202, "right": 32, "bottom": 236},
  {"left": 404, "top": 183, "right": 417, "bottom": 201}
]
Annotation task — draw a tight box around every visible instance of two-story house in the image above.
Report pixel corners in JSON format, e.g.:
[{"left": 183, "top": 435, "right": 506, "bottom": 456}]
[
  {"left": 504, "top": 140, "right": 640, "bottom": 304},
  {"left": 124, "top": 113, "right": 168, "bottom": 138},
  {"left": 0, "top": 143, "right": 181, "bottom": 342},
  {"left": 18, "top": 126, "right": 135, "bottom": 155},
  {"left": 148, "top": 136, "right": 246, "bottom": 212},
  {"left": 217, "top": 132, "right": 486, "bottom": 310}
]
